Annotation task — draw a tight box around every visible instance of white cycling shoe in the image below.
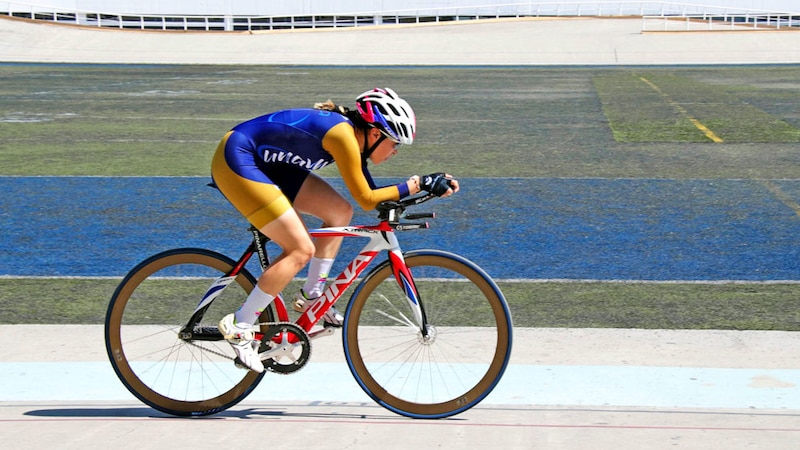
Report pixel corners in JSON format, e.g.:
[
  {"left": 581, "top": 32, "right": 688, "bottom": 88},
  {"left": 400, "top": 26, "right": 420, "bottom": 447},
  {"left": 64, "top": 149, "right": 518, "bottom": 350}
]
[
  {"left": 292, "top": 291, "right": 344, "bottom": 328},
  {"left": 219, "top": 313, "right": 264, "bottom": 373}
]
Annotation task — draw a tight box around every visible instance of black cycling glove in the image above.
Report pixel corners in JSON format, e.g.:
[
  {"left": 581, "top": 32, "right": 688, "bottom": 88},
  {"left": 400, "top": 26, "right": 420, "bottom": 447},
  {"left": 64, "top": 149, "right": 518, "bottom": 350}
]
[{"left": 420, "top": 173, "right": 452, "bottom": 197}]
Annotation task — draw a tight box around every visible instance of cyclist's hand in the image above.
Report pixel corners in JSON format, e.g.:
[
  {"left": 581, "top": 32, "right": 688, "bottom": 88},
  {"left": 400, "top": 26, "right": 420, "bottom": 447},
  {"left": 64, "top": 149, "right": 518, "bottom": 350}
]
[{"left": 421, "top": 173, "right": 458, "bottom": 197}]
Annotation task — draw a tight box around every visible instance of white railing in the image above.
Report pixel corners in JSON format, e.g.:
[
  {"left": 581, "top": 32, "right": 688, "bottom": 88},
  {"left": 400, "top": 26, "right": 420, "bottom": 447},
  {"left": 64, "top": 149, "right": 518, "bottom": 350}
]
[
  {"left": 643, "top": 13, "right": 799, "bottom": 31},
  {"left": 1, "top": 2, "right": 798, "bottom": 31}
]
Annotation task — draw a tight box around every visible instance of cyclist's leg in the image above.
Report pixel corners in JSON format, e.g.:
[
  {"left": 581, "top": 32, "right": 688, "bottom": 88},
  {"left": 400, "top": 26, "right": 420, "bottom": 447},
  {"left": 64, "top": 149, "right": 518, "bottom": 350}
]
[
  {"left": 254, "top": 210, "right": 315, "bottom": 298},
  {"left": 294, "top": 171, "right": 353, "bottom": 258},
  {"left": 220, "top": 209, "right": 312, "bottom": 372},
  {"left": 293, "top": 172, "right": 353, "bottom": 297},
  {"left": 212, "top": 133, "right": 313, "bottom": 323},
  {"left": 211, "top": 133, "right": 315, "bottom": 371}
]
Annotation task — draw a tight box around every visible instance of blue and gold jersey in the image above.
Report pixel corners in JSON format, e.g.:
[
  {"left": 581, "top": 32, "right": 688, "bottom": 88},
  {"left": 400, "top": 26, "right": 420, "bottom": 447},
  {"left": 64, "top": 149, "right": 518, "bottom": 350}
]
[
  {"left": 233, "top": 108, "right": 344, "bottom": 172},
  {"left": 219, "top": 108, "right": 405, "bottom": 212}
]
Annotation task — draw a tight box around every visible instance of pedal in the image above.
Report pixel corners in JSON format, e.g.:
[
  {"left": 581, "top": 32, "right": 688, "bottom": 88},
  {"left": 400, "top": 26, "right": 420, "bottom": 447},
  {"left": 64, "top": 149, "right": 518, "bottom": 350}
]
[{"left": 308, "top": 327, "right": 336, "bottom": 340}]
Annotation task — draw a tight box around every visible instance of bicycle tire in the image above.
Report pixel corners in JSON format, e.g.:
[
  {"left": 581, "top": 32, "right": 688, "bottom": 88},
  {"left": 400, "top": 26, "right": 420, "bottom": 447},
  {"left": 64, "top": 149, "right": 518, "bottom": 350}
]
[
  {"left": 105, "top": 248, "right": 274, "bottom": 416},
  {"left": 343, "top": 249, "right": 513, "bottom": 419}
]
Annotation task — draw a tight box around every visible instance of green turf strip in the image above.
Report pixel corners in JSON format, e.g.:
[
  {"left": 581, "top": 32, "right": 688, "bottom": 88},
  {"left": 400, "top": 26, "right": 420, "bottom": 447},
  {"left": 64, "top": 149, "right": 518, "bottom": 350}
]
[
  {"left": 3, "top": 65, "right": 800, "bottom": 178},
  {"left": 594, "top": 72, "right": 800, "bottom": 143},
  {"left": 2, "top": 278, "right": 798, "bottom": 330}
]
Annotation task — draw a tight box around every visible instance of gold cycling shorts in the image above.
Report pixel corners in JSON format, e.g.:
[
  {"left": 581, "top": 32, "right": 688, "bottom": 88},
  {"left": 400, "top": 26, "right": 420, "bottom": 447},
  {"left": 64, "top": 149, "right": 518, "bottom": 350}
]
[{"left": 210, "top": 131, "right": 295, "bottom": 230}]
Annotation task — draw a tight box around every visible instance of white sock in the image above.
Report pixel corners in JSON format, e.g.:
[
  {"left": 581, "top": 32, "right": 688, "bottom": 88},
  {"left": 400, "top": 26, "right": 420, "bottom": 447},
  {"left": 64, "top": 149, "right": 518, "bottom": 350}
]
[
  {"left": 234, "top": 285, "right": 275, "bottom": 325},
  {"left": 302, "top": 257, "right": 335, "bottom": 298}
]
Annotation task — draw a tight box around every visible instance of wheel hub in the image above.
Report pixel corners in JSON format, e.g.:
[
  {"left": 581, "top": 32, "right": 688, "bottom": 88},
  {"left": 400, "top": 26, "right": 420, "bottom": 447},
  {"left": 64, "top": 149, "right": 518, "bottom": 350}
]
[{"left": 417, "top": 324, "right": 437, "bottom": 345}]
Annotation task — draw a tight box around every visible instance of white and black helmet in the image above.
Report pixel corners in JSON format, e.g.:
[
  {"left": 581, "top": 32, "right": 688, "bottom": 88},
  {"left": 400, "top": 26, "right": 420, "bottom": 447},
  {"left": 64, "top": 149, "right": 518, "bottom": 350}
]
[{"left": 355, "top": 88, "right": 416, "bottom": 145}]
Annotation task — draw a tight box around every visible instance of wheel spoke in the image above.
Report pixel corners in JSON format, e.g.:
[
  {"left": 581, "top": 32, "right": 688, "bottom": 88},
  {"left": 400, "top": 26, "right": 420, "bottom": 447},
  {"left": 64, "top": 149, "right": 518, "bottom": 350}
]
[
  {"left": 343, "top": 252, "right": 512, "bottom": 419},
  {"left": 105, "top": 249, "right": 271, "bottom": 416}
]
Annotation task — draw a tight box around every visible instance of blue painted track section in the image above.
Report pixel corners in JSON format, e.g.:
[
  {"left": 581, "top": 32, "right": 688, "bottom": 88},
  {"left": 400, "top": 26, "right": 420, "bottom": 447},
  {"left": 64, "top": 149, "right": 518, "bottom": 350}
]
[{"left": 2, "top": 176, "right": 799, "bottom": 280}]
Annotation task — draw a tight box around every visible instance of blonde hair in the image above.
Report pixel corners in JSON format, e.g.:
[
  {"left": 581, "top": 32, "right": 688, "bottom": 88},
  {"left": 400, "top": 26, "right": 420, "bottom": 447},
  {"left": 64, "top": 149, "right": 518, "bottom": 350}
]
[
  {"left": 313, "top": 99, "right": 367, "bottom": 128},
  {"left": 313, "top": 100, "right": 347, "bottom": 114}
]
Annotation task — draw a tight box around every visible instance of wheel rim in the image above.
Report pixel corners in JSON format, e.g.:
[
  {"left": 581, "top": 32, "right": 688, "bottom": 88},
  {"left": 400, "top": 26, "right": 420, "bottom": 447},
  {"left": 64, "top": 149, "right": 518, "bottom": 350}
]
[
  {"left": 344, "top": 253, "right": 512, "bottom": 418},
  {"left": 105, "top": 250, "right": 266, "bottom": 416}
]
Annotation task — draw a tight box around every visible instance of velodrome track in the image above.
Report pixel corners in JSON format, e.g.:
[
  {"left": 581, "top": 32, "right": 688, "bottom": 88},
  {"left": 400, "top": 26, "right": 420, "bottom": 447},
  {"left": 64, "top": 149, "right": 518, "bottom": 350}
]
[
  {"left": 2, "top": 16, "right": 800, "bottom": 449},
  {"left": 3, "top": 177, "right": 800, "bottom": 281}
]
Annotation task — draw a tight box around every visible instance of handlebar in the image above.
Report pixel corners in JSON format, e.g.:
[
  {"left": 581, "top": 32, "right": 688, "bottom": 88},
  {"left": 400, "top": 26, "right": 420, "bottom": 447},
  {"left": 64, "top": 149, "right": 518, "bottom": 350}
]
[{"left": 376, "top": 193, "right": 438, "bottom": 228}]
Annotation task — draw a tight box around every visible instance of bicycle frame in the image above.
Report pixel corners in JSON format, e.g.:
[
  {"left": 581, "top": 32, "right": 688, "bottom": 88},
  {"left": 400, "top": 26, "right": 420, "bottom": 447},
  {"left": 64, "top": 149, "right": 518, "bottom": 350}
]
[
  {"left": 108, "top": 190, "right": 512, "bottom": 419},
  {"left": 181, "top": 194, "right": 436, "bottom": 341}
]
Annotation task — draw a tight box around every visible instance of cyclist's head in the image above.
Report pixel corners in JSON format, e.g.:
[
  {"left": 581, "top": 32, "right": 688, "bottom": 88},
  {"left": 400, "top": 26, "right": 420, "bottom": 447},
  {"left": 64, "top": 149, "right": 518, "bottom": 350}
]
[{"left": 355, "top": 88, "right": 416, "bottom": 145}]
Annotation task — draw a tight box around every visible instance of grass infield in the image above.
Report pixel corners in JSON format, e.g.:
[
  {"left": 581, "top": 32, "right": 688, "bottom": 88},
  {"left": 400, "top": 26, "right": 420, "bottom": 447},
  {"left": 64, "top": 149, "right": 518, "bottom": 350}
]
[
  {"left": 1, "top": 278, "right": 797, "bottom": 330},
  {"left": 1, "top": 63, "right": 799, "bottom": 330}
]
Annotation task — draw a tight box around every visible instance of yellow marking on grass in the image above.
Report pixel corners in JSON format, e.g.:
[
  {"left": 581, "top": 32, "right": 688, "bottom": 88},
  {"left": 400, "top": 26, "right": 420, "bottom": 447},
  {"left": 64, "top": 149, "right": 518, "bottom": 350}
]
[
  {"left": 639, "top": 76, "right": 724, "bottom": 143},
  {"left": 761, "top": 180, "right": 800, "bottom": 218}
]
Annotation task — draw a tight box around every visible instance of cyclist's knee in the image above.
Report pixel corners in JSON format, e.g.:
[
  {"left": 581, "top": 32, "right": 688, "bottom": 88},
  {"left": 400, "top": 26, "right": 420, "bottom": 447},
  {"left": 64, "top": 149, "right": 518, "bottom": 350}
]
[{"left": 285, "top": 240, "right": 315, "bottom": 269}]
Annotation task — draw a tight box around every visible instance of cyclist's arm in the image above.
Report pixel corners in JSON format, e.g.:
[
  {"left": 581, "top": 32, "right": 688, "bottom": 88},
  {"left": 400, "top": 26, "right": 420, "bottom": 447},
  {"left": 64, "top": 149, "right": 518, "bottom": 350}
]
[{"left": 322, "top": 122, "right": 410, "bottom": 210}]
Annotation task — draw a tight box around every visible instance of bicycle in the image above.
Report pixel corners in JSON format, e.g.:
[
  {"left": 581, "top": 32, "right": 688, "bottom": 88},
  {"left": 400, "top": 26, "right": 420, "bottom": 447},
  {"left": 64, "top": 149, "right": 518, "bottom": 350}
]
[{"left": 105, "top": 192, "right": 513, "bottom": 419}]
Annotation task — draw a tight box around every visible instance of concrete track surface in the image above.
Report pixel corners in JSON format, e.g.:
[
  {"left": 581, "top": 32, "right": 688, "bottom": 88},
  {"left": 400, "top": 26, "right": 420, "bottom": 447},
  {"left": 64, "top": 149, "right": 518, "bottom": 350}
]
[{"left": 1, "top": 325, "right": 799, "bottom": 449}]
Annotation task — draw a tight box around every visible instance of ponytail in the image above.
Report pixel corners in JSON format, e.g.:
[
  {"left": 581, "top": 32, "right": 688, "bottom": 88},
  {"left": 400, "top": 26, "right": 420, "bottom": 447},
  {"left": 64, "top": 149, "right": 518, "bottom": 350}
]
[
  {"left": 313, "top": 99, "right": 368, "bottom": 129},
  {"left": 313, "top": 99, "right": 342, "bottom": 113}
]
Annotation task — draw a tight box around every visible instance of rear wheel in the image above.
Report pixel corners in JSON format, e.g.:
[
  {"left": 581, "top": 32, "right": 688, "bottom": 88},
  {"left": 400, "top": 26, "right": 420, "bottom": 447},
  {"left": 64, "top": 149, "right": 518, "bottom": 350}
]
[
  {"left": 343, "top": 250, "right": 513, "bottom": 419},
  {"left": 105, "top": 248, "right": 275, "bottom": 416}
]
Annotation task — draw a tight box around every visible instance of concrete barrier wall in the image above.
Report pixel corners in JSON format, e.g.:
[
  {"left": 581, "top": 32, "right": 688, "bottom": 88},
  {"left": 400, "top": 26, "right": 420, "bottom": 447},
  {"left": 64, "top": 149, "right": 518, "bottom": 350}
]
[
  {"left": 2, "top": 16, "right": 800, "bottom": 65},
  {"left": 6, "top": 0, "right": 800, "bottom": 16}
]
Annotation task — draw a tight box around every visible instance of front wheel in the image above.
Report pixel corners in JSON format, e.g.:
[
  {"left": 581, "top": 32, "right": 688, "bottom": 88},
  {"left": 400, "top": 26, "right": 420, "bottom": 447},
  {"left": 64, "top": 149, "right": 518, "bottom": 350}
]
[
  {"left": 104, "top": 248, "right": 275, "bottom": 416},
  {"left": 343, "top": 250, "right": 513, "bottom": 419}
]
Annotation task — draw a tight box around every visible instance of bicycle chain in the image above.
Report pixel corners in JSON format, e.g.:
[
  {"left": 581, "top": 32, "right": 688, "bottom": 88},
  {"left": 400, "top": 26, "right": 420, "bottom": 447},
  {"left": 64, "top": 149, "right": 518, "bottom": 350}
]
[
  {"left": 183, "top": 322, "right": 312, "bottom": 374},
  {"left": 186, "top": 339, "right": 232, "bottom": 360}
]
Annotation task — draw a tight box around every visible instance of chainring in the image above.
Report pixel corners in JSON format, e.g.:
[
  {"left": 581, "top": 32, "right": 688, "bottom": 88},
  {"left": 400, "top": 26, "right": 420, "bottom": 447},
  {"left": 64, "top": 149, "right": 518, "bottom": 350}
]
[{"left": 257, "top": 322, "right": 311, "bottom": 374}]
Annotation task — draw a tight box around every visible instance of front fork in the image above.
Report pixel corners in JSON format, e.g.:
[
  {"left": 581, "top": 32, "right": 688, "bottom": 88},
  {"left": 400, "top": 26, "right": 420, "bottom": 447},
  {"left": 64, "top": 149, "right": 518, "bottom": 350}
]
[{"left": 387, "top": 249, "right": 429, "bottom": 337}]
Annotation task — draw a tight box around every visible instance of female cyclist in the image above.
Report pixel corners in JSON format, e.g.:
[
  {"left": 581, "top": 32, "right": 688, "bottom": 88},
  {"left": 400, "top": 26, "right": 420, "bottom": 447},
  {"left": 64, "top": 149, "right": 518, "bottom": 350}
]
[{"left": 211, "top": 87, "right": 459, "bottom": 372}]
